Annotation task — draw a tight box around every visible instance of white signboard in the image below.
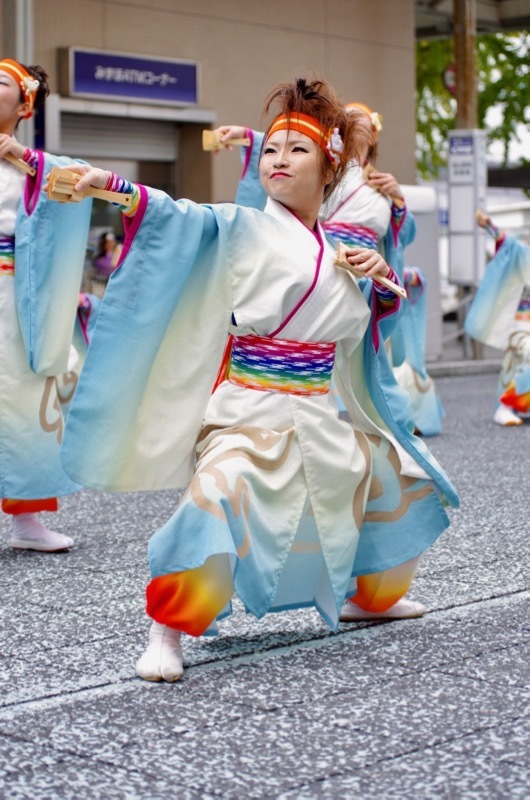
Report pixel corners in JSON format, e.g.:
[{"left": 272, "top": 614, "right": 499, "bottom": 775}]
[
  {"left": 449, "top": 135, "right": 475, "bottom": 183},
  {"left": 448, "top": 129, "right": 487, "bottom": 286}
]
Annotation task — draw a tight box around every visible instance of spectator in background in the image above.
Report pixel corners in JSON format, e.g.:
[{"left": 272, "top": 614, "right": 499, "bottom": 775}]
[{"left": 91, "top": 231, "right": 122, "bottom": 296}]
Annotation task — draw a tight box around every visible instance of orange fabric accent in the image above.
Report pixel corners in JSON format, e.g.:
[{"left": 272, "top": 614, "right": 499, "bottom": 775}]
[
  {"left": 345, "top": 102, "right": 374, "bottom": 118},
  {"left": 266, "top": 113, "right": 335, "bottom": 162},
  {"left": 2, "top": 497, "right": 59, "bottom": 515},
  {"left": 146, "top": 554, "right": 234, "bottom": 637},
  {"left": 349, "top": 557, "right": 419, "bottom": 612},
  {"left": 344, "top": 102, "right": 383, "bottom": 136},
  {"left": 500, "top": 385, "right": 530, "bottom": 414},
  {"left": 211, "top": 334, "right": 234, "bottom": 394}
]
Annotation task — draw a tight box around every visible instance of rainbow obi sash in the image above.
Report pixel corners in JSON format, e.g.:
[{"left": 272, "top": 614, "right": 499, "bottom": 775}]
[
  {"left": 0, "top": 236, "right": 15, "bottom": 276},
  {"left": 322, "top": 221, "right": 378, "bottom": 251},
  {"left": 228, "top": 334, "right": 336, "bottom": 395}
]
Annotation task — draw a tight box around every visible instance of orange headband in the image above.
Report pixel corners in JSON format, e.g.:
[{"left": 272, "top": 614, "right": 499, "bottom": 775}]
[
  {"left": 266, "top": 113, "right": 342, "bottom": 163},
  {"left": 345, "top": 102, "right": 383, "bottom": 136},
  {"left": 0, "top": 58, "right": 40, "bottom": 118}
]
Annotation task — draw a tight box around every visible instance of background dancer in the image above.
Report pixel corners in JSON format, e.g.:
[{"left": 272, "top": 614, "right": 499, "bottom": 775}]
[
  {"left": 0, "top": 58, "right": 90, "bottom": 551},
  {"left": 466, "top": 210, "right": 530, "bottom": 426}
]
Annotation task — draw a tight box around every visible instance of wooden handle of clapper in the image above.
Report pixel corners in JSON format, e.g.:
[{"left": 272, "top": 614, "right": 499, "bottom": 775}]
[
  {"left": 86, "top": 187, "right": 132, "bottom": 205},
  {"left": 334, "top": 243, "right": 407, "bottom": 300},
  {"left": 3, "top": 152, "right": 36, "bottom": 176},
  {"left": 202, "top": 130, "right": 251, "bottom": 151}
]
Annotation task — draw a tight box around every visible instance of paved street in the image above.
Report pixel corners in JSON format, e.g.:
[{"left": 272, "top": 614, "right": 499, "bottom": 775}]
[{"left": 0, "top": 371, "right": 528, "bottom": 799}]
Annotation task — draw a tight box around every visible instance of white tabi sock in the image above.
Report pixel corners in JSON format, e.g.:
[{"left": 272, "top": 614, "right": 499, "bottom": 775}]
[
  {"left": 10, "top": 513, "right": 74, "bottom": 552},
  {"left": 493, "top": 403, "right": 523, "bottom": 426},
  {"left": 136, "top": 621, "right": 183, "bottom": 682}
]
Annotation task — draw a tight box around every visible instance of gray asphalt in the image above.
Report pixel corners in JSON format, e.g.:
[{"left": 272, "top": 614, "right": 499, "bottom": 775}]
[{"left": 0, "top": 370, "right": 528, "bottom": 800}]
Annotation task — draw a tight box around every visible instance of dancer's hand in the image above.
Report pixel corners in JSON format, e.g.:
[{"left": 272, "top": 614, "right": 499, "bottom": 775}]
[
  {"left": 475, "top": 208, "right": 491, "bottom": 228},
  {"left": 344, "top": 247, "right": 391, "bottom": 279},
  {"left": 65, "top": 164, "right": 110, "bottom": 192},
  {"left": 212, "top": 125, "right": 247, "bottom": 151},
  {"left": 0, "top": 133, "right": 25, "bottom": 160},
  {"left": 366, "top": 169, "right": 404, "bottom": 201}
]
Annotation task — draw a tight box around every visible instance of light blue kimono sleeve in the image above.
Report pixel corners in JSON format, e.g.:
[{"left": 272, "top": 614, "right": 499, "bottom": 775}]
[
  {"left": 62, "top": 187, "right": 238, "bottom": 492},
  {"left": 14, "top": 151, "right": 92, "bottom": 375},
  {"left": 235, "top": 130, "right": 267, "bottom": 210},
  {"left": 465, "top": 236, "right": 530, "bottom": 349},
  {"left": 399, "top": 267, "right": 429, "bottom": 376},
  {"left": 384, "top": 208, "right": 417, "bottom": 368},
  {"left": 383, "top": 208, "right": 416, "bottom": 282}
]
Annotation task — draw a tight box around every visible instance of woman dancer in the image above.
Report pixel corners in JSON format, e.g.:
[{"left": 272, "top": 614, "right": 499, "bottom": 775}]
[
  {"left": 0, "top": 58, "right": 90, "bottom": 550},
  {"left": 216, "top": 103, "right": 444, "bottom": 436},
  {"left": 60, "top": 76, "right": 458, "bottom": 682},
  {"left": 465, "top": 210, "right": 530, "bottom": 425}
]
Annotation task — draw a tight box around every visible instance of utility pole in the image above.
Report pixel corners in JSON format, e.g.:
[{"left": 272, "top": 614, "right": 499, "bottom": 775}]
[
  {"left": 450, "top": 0, "right": 485, "bottom": 358},
  {"left": 453, "top": 0, "right": 478, "bottom": 128}
]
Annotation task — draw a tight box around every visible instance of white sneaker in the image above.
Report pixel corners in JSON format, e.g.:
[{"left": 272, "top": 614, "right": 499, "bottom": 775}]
[
  {"left": 493, "top": 403, "right": 523, "bottom": 426},
  {"left": 340, "top": 597, "right": 426, "bottom": 622},
  {"left": 135, "top": 621, "right": 183, "bottom": 682},
  {"left": 10, "top": 514, "right": 74, "bottom": 552}
]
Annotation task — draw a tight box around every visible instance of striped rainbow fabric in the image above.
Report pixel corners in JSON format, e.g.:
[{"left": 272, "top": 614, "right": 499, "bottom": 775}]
[
  {"left": 228, "top": 334, "right": 336, "bottom": 395},
  {"left": 322, "top": 221, "right": 378, "bottom": 251},
  {"left": 0, "top": 236, "right": 15, "bottom": 275}
]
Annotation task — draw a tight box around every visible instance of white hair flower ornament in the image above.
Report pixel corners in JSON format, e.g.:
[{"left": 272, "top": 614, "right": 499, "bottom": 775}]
[
  {"left": 370, "top": 112, "right": 383, "bottom": 133},
  {"left": 21, "top": 75, "right": 40, "bottom": 97},
  {"left": 327, "top": 127, "right": 343, "bottom": 163}
]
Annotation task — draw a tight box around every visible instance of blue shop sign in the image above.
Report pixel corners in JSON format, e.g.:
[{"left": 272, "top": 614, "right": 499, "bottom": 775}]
[
  {"left": 68, "top": 48, "right": 198, "bottom": 105},
  {"left": 449, "top": 135, "right": 474, "bottom": 156}
]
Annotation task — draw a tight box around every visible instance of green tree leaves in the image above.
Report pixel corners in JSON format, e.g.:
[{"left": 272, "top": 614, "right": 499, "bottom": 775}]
[{"left": 416, "top": 32, "right": 529, "bottom": 179}]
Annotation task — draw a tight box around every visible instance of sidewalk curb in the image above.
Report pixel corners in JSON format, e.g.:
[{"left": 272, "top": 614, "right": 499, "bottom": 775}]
[{"left": 426, "top": 358, "right": 501, "bottom": 378}]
